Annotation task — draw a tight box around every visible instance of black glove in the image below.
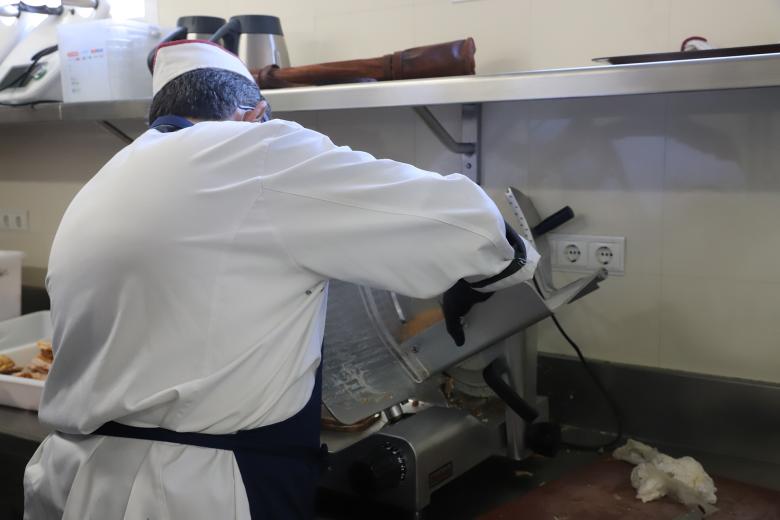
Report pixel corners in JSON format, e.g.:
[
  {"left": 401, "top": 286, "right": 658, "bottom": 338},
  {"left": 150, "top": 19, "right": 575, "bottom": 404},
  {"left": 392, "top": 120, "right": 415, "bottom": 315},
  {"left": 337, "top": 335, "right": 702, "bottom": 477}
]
[
  {"left": 504, "top": 221, "right": 527, "bottom": 257},
  {"left": 442, "top": 279, "right": 493, "bottom": 347},
  {"left": 442, "top": 222, "right": 527, "bottom": 347}
]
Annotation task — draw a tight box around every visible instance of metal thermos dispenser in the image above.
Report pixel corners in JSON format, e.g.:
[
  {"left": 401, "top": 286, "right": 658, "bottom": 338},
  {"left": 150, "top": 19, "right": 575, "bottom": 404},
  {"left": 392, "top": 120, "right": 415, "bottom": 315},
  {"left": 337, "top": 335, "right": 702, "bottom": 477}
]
[
  {"left": 210, "top": 15, "right": 290, "bottom": 69},
  {"left": 175, "top": 16, "right": 226, "bottom": 41}
]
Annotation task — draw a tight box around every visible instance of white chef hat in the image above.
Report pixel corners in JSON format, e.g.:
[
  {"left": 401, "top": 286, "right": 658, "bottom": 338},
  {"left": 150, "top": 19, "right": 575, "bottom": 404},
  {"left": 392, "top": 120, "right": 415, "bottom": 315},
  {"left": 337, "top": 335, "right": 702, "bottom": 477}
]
[{"left": 151, "top": 40, "right": 256, "bottom": 96}]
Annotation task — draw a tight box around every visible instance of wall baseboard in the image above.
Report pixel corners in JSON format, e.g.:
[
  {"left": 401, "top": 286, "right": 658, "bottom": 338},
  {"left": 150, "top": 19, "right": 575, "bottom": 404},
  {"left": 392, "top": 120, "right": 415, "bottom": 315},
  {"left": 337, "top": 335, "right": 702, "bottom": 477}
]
[{"left": 539, "top": 353, "right": 780, "bottom": 466}]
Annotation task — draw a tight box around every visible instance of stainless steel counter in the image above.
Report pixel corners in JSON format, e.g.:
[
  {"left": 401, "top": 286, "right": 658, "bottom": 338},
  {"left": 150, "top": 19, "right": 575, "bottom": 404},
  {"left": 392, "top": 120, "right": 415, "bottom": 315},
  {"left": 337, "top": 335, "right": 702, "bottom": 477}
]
[{"left": 0, "top": 406, "right": 49, "bottom": 442}]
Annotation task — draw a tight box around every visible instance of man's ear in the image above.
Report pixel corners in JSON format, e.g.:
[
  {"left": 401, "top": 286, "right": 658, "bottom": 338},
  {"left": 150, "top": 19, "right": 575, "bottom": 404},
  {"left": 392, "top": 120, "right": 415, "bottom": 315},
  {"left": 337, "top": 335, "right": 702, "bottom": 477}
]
[{"left": 242, "top": 100, "right": 268, "bottom": 122}]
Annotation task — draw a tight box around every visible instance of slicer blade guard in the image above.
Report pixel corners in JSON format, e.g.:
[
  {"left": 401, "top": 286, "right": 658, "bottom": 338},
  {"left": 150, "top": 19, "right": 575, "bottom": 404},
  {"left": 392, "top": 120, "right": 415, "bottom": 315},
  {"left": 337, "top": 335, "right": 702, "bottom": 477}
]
[{"left": 322, "top": 189, "right": 606, "bottom": 425}]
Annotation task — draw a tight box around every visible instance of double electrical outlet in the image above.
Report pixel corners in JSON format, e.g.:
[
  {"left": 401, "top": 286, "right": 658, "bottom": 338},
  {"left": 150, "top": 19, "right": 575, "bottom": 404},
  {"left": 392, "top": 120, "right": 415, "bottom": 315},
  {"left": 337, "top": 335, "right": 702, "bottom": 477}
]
[
  {"left": 547, "top": 234, "right": 625, "bottom": 275},
  {"left": 0, "top": 209, "right": 29, "bottom": 231}
]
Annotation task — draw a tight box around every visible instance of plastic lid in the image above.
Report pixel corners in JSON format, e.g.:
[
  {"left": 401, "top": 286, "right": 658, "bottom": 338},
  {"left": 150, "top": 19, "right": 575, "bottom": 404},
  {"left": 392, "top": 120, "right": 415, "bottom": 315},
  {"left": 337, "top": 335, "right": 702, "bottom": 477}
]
[
  {"left": 176, "top": 16, "right": 226, "bottom": 35},
  {"left": 230, "top": 15, "right": 283, "bottom": 36}
]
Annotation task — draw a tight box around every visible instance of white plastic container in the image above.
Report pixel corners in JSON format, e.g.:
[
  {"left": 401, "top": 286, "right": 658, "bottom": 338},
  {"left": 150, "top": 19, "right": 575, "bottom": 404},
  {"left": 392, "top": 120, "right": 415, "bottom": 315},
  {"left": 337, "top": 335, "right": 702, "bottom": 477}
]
[
  {"left": 0, "top": 311, "right": 51, "bottom": 411},
  {"left": 58, "top": 19, "right": 163, "bottom": 103},
  {"left": 0, "top": 250, "right": 24, "bottom": 322}
]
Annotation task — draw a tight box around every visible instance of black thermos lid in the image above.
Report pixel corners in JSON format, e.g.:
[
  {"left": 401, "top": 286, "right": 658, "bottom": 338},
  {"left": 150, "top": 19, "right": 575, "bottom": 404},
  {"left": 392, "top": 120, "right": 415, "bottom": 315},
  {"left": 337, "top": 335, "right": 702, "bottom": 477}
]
[
  {"left": 230, "top": 15, "right": 284, "bottom": 36},
  {"left": 176, "top": 16, "right": 226, "bottom": 35}
]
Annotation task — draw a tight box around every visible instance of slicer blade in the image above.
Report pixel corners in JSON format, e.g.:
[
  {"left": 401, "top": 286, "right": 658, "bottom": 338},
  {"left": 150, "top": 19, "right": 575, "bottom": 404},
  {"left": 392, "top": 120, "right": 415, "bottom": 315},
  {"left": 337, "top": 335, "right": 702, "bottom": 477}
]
[{"left": 322, "top": 189, "right": 606, "bottom": 425}]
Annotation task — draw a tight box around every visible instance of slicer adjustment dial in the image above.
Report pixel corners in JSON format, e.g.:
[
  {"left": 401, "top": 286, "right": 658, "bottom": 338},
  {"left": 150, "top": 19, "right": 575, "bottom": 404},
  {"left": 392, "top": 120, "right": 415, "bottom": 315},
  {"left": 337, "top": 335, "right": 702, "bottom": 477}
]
[{"left": 349, "top": 441, "right": 407, "bottom": 494}]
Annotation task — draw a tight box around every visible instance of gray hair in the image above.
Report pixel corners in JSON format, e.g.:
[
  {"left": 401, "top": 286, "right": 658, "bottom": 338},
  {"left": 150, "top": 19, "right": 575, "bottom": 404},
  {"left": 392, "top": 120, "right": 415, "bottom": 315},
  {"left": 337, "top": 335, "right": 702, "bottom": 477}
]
[{"left": 149, "top": 68, "right": 261, "bottom": 123}]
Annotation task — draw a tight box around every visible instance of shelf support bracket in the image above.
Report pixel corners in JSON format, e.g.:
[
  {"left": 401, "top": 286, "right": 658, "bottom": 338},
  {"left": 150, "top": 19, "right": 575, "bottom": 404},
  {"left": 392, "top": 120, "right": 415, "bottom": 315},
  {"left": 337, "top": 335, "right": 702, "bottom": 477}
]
[
  {"left": 98, "top": 120, "right": 134, "bottom": 144},
  {"left": 413, "top": 104, "right": 481, "bottom": 184}
]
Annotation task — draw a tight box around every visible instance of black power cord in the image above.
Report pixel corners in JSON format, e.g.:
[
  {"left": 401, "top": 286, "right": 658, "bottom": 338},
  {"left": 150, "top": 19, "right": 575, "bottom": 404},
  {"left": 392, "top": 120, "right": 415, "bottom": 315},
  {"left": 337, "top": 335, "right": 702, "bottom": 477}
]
[
  {"left": 0, "top": 44, "right": 59, "bottom": 94},
  {"left": 531, "top": 276, "right": 623, "bottom": 451},
  {"left": 0, "top": 45, "right": 61, "bottom": 108},
  {"left": 18, "top": 3, "right": 64, "bottom": 16},
  {"left": 549, "top": 311, "right": 624, "bottom": 451}
]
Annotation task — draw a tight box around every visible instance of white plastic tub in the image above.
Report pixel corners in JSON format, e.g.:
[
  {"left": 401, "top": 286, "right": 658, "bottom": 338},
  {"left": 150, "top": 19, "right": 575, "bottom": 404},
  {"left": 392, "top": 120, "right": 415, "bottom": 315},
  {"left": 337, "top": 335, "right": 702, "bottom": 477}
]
[
  {"left": 0, "top": 250, "right": 24, "bottom": 322},
  {"left": 0, "top": 311, "right": 51, "bottom": 411},
  {"left": 58, "top": 19, "right": 164, "bottom": 102}
]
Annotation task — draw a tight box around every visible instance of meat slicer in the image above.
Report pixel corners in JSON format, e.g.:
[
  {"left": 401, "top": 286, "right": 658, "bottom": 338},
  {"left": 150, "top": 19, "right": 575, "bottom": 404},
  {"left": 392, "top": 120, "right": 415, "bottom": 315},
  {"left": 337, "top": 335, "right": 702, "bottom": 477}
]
[{"left": 319, "top": 188, "right": 607, "bottom": 515}]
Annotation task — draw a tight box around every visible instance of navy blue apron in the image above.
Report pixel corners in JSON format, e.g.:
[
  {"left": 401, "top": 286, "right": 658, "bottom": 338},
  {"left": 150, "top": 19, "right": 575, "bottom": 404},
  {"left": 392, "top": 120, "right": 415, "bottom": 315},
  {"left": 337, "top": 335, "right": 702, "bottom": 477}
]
[{"left": 88, "top": 115, "right": 326, "bottom": 519}]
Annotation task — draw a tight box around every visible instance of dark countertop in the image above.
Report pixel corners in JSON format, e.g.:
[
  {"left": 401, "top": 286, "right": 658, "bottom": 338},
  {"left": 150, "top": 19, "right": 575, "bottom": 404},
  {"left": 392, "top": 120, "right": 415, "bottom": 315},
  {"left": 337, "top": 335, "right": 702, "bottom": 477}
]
[
  {"left": 317, "top": 449, "right": 604, "bottom": 520},
  {"left": 3, "top": 405, "right": 778, "bottom": 520},
  {"left": 316, "top": 433, "right": 780, "bottom": 520},
  {"left": 0, "top": 406, "right": 50, "bottom": 519}
]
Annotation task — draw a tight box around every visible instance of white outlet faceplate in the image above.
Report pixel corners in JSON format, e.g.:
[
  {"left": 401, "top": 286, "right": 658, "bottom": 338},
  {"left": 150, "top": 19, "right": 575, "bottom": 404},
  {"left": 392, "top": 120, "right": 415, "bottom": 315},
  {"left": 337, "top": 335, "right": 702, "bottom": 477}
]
[
  {"left": 555, "top": 239, "right": 588, "bottom": 269},
  {"left": 548, "top": 234, "right": 625, "bottom": 275},
  {"left": 0, "top": 209, "right": 29, "bottom": 231}
]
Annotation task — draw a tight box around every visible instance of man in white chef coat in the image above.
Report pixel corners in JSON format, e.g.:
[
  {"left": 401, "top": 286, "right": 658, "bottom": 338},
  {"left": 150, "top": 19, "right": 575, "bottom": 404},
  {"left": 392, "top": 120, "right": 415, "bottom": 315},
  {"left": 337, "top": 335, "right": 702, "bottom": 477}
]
[{"left": 23, "top": 40, "right": 539, "bottom": 519}]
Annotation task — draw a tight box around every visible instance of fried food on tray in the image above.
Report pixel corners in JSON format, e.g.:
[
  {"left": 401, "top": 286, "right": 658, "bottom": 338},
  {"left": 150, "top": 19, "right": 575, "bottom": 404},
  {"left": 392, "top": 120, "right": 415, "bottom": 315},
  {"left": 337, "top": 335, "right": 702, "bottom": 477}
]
[
  {"left": 6, "top": 339, "right": 53, "bottom": 381},
  {"left": 36, "top": 340, "right": 53, "bottom": 362},
  {"left": 15, "top": 371, "right": 46, "bottom": 380},
  {"left": 0, "top": 354, "right": 17, "bottom": 374},
  {"left": 28, "top": 354, "right": 51, "bottom": 374}
]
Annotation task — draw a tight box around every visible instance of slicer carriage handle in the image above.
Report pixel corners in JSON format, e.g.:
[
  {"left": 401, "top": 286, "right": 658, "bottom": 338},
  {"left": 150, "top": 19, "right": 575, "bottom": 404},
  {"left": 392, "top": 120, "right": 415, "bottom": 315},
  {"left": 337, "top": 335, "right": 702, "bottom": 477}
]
[
  {"left": 482, "top": 359, "right": 561, "bottom": 457},
  {"left": 482, "top": 360, "right": 538, "bottom": 423}
]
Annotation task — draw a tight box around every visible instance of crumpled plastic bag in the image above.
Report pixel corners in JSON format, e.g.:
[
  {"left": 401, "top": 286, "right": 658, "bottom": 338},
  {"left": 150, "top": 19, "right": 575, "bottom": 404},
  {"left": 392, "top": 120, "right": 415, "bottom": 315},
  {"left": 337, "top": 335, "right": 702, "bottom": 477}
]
[{"left": 613, "top": 439, "right": 718, "bottom": 516}]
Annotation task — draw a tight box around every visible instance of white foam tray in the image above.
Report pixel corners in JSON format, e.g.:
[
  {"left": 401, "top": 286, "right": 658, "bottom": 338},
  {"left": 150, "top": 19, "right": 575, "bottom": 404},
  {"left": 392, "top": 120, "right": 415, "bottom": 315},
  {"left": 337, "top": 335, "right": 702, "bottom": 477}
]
[{"left": 0, "top": 311, "right": 51, "bottom": 411}]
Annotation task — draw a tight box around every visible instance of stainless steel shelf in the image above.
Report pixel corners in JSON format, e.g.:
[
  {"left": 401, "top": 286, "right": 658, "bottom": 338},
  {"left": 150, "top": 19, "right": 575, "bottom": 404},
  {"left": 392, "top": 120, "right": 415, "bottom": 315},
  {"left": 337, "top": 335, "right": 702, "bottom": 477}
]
[
  {"left": 2, "top": 52, "right": 780, "bottom": 124},
  {"left": 269, "top": 52, "right": 780, "bottom": 111},
  {"left": 0, "top": 103, "right": 61, "bottom": 123}
]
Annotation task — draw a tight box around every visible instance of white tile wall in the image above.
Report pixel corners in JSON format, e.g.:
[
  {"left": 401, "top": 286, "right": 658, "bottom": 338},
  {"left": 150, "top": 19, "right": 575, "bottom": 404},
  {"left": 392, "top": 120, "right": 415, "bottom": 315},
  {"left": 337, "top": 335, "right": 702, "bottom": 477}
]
[
  {"left": 494, "top": 96, "right": 666, "bottom": 275},
  {"left": 540, "top": 273, "right": 663, "bottom": 367},
  {"left": 664, "top": 90, "right": 780, "bottom": 283},
  {"left": 513, "top": 89, "right": 779, "bottom": 383},
  {"left": 659, "top": 275, "right": 737, "bottom": 376},
  {"left": 278, "top": 90, "right": 780, "bottom": 384}
]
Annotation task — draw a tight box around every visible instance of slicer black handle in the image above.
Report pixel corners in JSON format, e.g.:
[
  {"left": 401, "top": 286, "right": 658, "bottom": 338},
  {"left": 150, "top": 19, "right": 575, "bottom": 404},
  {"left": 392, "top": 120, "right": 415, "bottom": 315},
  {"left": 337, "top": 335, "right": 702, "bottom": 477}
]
[
  {"left": 209, "top": 18, "right": 241, "bottom": 54},
  {"left": 482, "top": 360, "right": 562, "bottom": 457},
  {"left": 532, "top": 206, "right": 574, "bottom": 238},
  {"left": 18, "top": 3, "right": 63, "bottom": 15},
  {"left": 482, "top": 360, "right": 539, "bottom": 423},
  {"left": 147, "top": 26, "right": 188, "bottom": 72}
]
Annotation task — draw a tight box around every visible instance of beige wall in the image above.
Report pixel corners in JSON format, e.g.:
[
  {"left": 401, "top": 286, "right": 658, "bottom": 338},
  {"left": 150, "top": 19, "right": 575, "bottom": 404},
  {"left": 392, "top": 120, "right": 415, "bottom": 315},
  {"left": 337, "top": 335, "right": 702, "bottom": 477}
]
[
  {"left": 0, "top": 121, "right": 132, "bottom": 284},
  {"left": 2, "top": 1, "right": 780, "bottom": 382}
]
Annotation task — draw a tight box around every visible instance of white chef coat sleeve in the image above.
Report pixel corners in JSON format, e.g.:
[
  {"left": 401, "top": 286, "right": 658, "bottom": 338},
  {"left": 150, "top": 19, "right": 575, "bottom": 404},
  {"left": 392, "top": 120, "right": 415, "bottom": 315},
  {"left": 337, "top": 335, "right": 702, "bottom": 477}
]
[{"left": 260, "top": 124, "right": 539, "bottom": 299}]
